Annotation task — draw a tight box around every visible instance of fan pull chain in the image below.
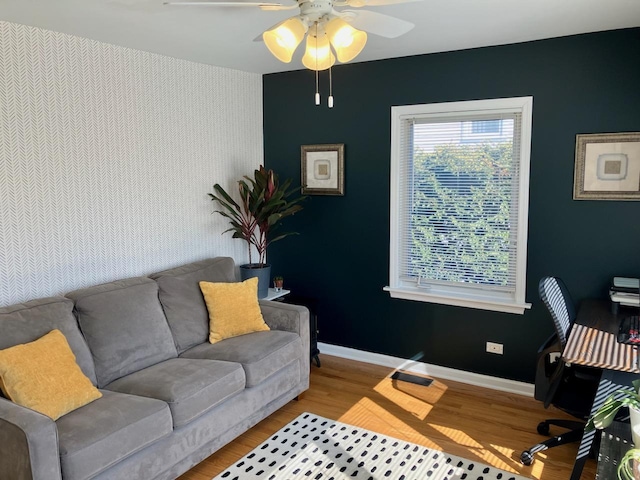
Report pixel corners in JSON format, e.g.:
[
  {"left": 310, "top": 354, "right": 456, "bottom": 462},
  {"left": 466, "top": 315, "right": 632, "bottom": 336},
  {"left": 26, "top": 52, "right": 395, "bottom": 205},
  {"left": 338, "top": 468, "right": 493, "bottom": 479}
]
[
  {"left": 314, "top": 23, "right": 320, "bottom": 106},
  {"left": 328, "top": 65, "right": 334, "bottom": 108},
  {"left": 315, "top": 69, "right": 320, "bottom": 105}
]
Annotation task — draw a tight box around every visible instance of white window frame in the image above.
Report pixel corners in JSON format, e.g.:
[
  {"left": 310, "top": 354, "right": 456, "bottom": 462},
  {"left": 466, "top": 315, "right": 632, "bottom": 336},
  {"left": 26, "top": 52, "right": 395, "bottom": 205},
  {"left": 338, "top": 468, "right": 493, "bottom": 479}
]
[{"left": 384, "top": 97, "right": 533, "bottom": 314}]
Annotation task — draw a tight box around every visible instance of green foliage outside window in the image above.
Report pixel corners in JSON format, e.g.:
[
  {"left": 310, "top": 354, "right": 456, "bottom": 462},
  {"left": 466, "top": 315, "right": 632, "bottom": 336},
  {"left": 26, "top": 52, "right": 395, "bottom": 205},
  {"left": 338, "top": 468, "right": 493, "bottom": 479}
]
[{"left": 409, "top": 142, "right": 514, "bottom": 287}]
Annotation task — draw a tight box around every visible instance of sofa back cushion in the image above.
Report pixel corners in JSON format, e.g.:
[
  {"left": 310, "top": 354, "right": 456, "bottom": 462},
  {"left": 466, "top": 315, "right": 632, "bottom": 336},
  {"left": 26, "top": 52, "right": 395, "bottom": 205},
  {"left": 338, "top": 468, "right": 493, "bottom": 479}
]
[
  {"left": 149, "top": 257, "right": 236, "bottom": 353},
  {"left": 66, "top": 277, "right": 177, "bottom": 387},
  {"left": 0, "top": 297, "right": 98, "bottom": 385}
]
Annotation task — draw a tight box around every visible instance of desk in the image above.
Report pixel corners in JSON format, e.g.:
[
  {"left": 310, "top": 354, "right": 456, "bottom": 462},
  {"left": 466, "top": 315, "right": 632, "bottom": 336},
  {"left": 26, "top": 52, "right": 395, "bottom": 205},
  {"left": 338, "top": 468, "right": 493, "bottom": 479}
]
[{"left": 564, "top": 299, "right": 639, "bottom": 480}]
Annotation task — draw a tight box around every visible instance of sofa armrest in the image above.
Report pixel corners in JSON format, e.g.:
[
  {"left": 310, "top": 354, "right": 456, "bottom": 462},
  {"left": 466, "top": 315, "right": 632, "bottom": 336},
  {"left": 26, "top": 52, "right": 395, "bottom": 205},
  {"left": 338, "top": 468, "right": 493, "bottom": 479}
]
[
  {"left": 0, "top": 397, "right": 61, "bottom": 480},
  {"left": 259, "top": 300, "right": 310, "bottom": 364}
]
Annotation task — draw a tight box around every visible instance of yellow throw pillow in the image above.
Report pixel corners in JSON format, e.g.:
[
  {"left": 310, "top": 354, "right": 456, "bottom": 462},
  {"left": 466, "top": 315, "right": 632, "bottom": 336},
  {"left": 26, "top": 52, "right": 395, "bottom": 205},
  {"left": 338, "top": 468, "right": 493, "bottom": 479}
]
[
  {"left": 0, "top": 329, "right": 102, "bottom": 420},
  {"left": 200, "top": 277, "right": 270, "bottom": 344}
]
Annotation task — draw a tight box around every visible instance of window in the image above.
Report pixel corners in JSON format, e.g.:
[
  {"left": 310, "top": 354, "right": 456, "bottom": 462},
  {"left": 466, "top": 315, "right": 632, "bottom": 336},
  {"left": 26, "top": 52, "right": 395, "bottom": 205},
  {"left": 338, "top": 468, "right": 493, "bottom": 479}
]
[
  {"left": 471, "top": 119, "right": 501, "bottom": 134},
  {"left": 385, "top": 97, "right": 533, "bottom": 314}
]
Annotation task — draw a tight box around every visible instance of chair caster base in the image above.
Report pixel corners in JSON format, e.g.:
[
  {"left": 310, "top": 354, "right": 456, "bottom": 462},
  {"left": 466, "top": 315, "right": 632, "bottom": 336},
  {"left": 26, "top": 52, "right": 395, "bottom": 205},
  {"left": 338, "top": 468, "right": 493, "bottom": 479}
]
[
  {"left": 520, "top": 450, "right": 534, "bottom": 466},
  {"left": 537, "top": 421, "right": 550, "bottom": 435}
]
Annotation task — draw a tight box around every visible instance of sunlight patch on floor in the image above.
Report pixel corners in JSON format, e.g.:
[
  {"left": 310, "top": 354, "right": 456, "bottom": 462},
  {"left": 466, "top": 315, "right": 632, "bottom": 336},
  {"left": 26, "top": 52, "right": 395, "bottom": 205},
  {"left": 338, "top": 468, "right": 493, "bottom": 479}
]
[
  {"left": 429, "top": 423, "right": 483, "bottom": 449},
  {"left": 336, "top": 396, "right": 445, "bottom": 452},
  {"left": 426, "top": 425, "right": 529, "bottom": 474},
  {"left": 529, "top": 453, "right": 548, "bottom": 479},
  {"left": 488, "top": 443, "right": 528, "bottom": 471},
  {"left": 372, "top": 371, "right": 446, "bottom": 421}
]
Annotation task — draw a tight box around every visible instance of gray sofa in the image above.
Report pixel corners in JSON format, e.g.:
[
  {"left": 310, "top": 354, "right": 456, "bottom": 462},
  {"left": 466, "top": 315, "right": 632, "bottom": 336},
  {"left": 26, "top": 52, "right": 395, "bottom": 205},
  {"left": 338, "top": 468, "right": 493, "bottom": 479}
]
[{"left": 0, "top": 257, "right": 310, "bottom": 480}]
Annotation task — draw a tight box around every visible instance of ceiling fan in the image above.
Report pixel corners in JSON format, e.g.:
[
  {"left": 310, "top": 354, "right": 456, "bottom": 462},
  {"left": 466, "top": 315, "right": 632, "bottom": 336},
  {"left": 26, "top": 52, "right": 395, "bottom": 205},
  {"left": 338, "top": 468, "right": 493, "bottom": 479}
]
[{"left": 165, "top": 0, "right": 420, "bottom": 106}]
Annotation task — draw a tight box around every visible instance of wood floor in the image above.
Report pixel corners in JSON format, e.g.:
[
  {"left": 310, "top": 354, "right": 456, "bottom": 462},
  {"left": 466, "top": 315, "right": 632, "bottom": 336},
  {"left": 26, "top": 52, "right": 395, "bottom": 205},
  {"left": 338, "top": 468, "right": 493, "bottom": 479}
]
[{"left": 178, "top": 355, "right": 597, "bottom": 480}]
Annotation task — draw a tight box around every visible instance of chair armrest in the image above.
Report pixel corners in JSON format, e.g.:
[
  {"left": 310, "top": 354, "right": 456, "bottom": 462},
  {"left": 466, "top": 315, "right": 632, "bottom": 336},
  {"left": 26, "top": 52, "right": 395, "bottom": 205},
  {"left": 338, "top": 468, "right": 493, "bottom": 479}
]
[
  {"left": 0, "top": 397, "right": 61, "bottom": 480},
  {"left": 259, "top": 300, "right": 310, "bottom": 361}
]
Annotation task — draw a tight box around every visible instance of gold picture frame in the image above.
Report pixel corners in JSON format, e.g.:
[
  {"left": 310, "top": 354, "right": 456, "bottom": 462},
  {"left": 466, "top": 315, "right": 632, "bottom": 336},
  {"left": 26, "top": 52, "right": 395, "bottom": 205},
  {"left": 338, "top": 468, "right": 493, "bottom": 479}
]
[
  {"left": 573, "top": 132, "right": 640, "bottom": 200},
  {"left": 301, "top": 143, "right": 345, "bottom": 196}
]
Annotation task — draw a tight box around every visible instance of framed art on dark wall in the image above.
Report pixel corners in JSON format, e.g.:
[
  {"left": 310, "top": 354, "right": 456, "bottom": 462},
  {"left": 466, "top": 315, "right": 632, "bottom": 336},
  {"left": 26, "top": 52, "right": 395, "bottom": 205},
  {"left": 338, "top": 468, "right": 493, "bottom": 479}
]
[
  {"left": 301, "top": 143, "right": 344, "bottom": 196},
  {"left": 573, "top": 132, "right": 640, "bottom": 200}
]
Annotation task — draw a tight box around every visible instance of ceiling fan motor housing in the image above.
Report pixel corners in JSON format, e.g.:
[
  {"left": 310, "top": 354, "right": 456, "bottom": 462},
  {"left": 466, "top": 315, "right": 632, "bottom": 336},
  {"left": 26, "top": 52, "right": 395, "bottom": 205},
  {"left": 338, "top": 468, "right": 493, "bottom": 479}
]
[{"left": 299, "top": 0, "right": 335, "bottom": 23}]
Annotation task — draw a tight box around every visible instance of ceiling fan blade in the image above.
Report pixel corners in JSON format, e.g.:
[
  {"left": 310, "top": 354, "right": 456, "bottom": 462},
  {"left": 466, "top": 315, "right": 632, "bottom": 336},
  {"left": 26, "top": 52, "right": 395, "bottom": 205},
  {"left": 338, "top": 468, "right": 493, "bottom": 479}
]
[
  {"left": 340, "top": 10, "right": 414, "bottom": 38},
  {"left": 257, "top": 2, "right": 298, "bottom": 10},
  {"left": 336, "top": 0, "right": 422, "bottom": 7},
  {"left": 163, "top": 1, "right": 292, "bottom": 9}
]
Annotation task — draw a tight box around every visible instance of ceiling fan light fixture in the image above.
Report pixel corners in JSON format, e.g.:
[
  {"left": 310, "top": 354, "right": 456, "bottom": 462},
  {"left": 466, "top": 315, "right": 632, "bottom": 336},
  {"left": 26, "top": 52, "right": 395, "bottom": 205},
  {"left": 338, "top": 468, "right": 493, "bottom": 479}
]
[
  {"left": 301, "top": 31, "right": 336, "bottom": 71},
  {"left": 263, "top": 18, "right": 307, "bottom": 63},
  {"left": 325, "top": 18, "right": 367, "bottom": 62}
]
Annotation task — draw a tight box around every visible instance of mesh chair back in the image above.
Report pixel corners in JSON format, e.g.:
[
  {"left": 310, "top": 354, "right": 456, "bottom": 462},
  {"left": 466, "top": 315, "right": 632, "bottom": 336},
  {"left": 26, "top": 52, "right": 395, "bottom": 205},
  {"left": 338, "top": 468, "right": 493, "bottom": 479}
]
[{"left": 539, "top": 276, "right": 576, "bottom": 347}]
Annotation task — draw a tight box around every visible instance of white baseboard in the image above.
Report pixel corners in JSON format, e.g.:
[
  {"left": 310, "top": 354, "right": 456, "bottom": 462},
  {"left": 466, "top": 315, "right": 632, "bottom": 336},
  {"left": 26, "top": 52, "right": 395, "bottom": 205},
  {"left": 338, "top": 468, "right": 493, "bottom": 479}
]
[{"left": 317, "top": 342, "right": 535, "bottom": 397}]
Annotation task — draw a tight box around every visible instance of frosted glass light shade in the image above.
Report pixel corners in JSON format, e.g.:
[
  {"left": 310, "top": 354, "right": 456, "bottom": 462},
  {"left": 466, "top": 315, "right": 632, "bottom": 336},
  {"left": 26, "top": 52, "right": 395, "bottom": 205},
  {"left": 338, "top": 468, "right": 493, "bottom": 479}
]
[
  {"left": 302, "top": 33, "right": 336, "bottom": 71},
  {"left": 325, "top": 18, "right": 367, "bottom": 63},
  {"left": 263, "top": 18, "right": 307, "bottom": 63}
]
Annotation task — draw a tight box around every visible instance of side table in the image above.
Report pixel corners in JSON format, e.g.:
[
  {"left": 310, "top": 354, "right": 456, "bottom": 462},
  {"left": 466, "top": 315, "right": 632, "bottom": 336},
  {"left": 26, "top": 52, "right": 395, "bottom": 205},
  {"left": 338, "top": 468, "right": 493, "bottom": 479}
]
[
  {"left": 263, "top": 288, "right": 291, "bottom": 301},
  {"left": 263, "top": 289, "right": 321, "bottom": 367}
]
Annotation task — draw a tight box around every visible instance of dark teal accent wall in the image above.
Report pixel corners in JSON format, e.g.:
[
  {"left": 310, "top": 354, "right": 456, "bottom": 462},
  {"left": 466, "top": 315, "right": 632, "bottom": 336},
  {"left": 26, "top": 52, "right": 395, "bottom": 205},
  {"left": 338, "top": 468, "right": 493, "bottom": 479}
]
[{"left": 263, "top": 28, "right": 640, "bottom": 383}]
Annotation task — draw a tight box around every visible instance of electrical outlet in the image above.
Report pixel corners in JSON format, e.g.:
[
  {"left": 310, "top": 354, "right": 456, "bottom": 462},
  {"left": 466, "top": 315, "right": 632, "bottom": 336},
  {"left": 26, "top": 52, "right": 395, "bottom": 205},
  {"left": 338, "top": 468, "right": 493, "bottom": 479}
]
[{"left": 486, "top": 342, "right": 504, "bottom": 355}]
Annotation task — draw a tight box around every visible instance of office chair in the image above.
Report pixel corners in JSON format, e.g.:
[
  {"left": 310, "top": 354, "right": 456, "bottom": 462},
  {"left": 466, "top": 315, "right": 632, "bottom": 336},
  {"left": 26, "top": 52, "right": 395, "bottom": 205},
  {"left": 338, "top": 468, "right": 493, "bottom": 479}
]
[{"left": 520, "top": 276, "right": 600, "bottom": 466}]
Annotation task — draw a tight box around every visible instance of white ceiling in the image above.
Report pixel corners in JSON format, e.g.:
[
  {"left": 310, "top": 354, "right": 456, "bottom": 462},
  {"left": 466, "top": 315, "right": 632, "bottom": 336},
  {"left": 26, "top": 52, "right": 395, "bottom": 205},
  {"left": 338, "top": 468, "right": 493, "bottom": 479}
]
[{"left": 1, "top": 0, "right": 640, "bottom": 75}]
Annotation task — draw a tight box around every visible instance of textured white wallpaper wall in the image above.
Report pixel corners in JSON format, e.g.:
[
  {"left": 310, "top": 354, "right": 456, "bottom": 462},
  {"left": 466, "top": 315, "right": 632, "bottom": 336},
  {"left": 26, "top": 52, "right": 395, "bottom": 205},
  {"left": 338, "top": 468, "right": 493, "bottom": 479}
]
[{"left": 0, "top": 21, "right": 263, "bottom": 307}]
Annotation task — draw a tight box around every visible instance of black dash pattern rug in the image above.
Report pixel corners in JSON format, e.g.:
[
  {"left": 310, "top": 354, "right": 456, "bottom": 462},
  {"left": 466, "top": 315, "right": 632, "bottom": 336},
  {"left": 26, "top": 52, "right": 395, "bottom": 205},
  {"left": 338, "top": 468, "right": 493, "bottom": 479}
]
[{"left": 214, "top": 413, "right": 529, "bottom": 480}]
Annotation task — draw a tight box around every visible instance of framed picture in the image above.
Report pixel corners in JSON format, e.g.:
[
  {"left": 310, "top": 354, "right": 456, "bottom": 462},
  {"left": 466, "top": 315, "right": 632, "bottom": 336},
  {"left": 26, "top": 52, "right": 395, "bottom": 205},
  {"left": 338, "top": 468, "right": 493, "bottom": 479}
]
[
  {"left": 301, "top": 144, "right": 345, "bottom": 196},
  {"left": 573, "top": 132, "right": 640, "bottom": 200}
]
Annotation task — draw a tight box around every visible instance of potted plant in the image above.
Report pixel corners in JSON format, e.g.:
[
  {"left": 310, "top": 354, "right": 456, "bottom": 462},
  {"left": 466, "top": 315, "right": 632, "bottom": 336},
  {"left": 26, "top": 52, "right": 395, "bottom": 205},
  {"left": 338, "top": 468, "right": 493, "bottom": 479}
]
[
  {"left": 273, "top": 276, "right": 284, "bottom": 292},
  {"left": 618, "top": 448, "right": 640, "bottom": 480},
  {"left": 208, "top": 166, "right": 305, "bottom": 298},
  {"left": 587, "top": 379, "right": 640, "bottom": 449}
]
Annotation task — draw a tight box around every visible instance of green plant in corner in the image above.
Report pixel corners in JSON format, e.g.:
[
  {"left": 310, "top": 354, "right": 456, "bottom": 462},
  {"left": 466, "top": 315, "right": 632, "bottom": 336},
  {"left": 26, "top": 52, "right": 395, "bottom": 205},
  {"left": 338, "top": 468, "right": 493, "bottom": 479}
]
[
  {"left": 618, "top": 447, "right": 640, "bottom": 480},
  {"left": 587, "top": 378, "right": 640, "bottom": 479},
  {"left": 586, "top": 379, "right": 640, "bottom": 432},
  {"left": 208, "top": 166, "right": 305, "bottom": 267}
]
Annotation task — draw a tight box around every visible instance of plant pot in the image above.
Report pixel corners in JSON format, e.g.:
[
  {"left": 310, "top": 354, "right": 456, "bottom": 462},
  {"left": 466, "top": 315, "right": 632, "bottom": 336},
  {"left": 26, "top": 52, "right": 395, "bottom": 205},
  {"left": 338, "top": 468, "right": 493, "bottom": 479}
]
[
  {"left": 630, "top": 406, "right": 640, "bottom": 447},
  {"left": 239, "top": 264, "right": 271, "bottom": 299}
]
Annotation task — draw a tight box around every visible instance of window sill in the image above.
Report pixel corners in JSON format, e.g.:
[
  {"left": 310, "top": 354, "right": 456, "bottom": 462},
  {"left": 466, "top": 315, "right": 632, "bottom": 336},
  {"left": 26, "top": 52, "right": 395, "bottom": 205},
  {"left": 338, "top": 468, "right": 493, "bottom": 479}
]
[{"left": 383, "top": 286, "right": 531, "bottom": 315}]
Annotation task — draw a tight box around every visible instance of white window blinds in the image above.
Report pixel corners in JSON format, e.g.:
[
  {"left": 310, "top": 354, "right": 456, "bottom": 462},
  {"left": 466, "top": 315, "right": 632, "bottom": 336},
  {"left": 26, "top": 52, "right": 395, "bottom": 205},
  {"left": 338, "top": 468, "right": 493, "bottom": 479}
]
[{"left": 386, "top": 98, "right": 533, "bottom": 314}]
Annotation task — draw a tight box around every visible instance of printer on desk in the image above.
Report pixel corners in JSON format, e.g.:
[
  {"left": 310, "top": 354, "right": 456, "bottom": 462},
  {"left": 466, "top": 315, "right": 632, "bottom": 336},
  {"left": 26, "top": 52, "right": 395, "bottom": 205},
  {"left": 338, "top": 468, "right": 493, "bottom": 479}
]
[
  {"left": 612, "top": 277, "right": 640, "bottom": 346},
  {"left": 610, "top": 276, "right": 640, "bottom": 314}
]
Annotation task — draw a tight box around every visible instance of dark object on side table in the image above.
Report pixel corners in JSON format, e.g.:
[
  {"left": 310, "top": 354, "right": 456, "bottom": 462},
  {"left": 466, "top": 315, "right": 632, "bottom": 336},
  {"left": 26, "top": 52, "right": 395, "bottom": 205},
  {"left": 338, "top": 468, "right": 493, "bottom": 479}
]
[
  {"left": 520, "top": 276, "right": 600, "bottom": 466},
  {"left": 618, "top": 315, "right": 640, "bottom": 345},
  {"left": 278, "top": 294, "right": 321, "bottom": 367}
]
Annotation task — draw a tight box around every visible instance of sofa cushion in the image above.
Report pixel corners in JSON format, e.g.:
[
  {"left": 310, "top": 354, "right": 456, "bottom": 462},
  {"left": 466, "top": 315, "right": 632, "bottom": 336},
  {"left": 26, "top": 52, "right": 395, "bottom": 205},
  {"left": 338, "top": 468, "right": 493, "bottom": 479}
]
[
  {"left": 66, "top": 277, "right": 178, "bottom": 387},
  {"left": 149, "top": 257, "right": 237, "bottom": 353},
  {"left": 0, "top": 296, "right": 97, "bottom": 385},
  {"left": 104, "top": 357, "right": 246, "bottom": 428},
  {"left": 200, "top": 278, "right": 270, "bottom": 344},
  {"left": 57, "top": 389, "right": 172, "bottom": 480},
  {"left": 0, "top": 329, "right": 102, "bottom": 420},
  {"left": 180, "top": 330, "right": 303, "bottom": 387}
]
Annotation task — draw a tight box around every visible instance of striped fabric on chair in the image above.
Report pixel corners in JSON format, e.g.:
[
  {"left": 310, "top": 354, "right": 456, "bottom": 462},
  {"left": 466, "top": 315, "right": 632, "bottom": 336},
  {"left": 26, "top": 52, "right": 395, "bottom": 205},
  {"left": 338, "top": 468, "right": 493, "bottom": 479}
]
[{"left": 539, "top": 276, "right": 575, "bottom": 348}]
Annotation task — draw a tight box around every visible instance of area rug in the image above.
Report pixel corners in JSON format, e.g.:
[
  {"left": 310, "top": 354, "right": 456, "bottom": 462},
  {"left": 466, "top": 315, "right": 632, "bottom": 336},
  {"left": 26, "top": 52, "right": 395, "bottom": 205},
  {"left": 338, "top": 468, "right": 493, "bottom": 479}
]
[{"left": 214, "top": 412, "right": 529, "bottom": 480}]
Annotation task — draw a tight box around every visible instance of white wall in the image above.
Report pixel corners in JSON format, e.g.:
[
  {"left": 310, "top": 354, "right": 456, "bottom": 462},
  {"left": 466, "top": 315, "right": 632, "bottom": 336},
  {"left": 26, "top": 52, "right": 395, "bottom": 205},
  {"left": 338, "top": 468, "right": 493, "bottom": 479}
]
[{"left": 0, "top": 21, "right": 263, "bottom": 306}]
